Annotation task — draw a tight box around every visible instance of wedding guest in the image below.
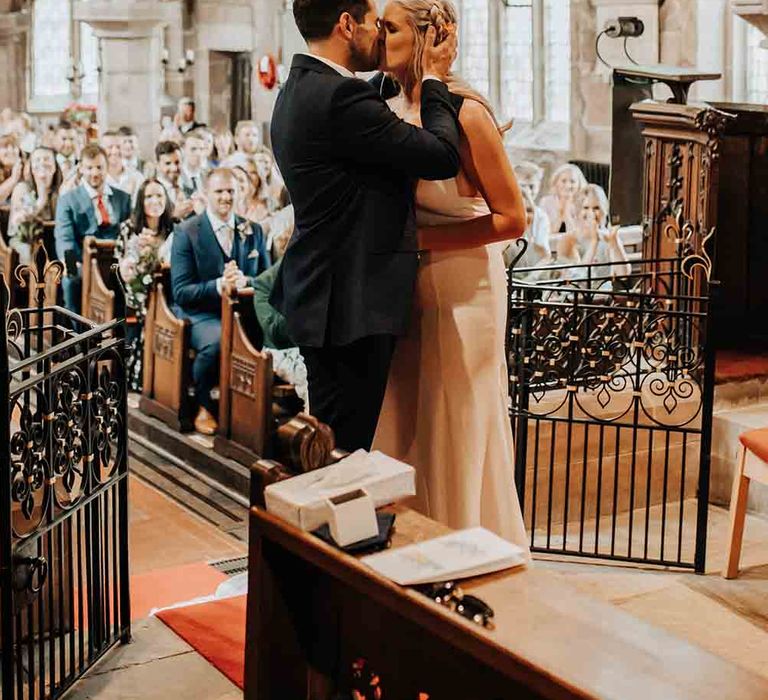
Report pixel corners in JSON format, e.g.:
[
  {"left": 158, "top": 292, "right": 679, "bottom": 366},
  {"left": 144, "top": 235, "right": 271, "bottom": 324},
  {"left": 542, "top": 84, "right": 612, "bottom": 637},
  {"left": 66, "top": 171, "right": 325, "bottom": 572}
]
[
  {"left": 6, "top": 112, "right": 36, "bottom": 155},
  {"left": 224, "top": 155, "right": 270, "bottom": 222},
  {"left": 8, "top": 146, "right": 62, "bottom": 262},
  {"left": 0, "top": 134, "right": 23, "bottom": 204},
  {"left": 117, "top": 178, "right": 176, "bottom": 391},
  {"left": 155, "top": 140, "right": 204, "bottom": 221},
  {"left": 175, "top": 97, "right": 205, "bottom": 135},
  {"left": 117, "top": 126, "right": 146, "bottom": 174},
  {"left": 159, "top": 116, "right": 184, "bottom": 144},
  {"left": 214, "top": 128, "right": 235, "bottom": 164},
  {"left": 514, "top": 161, "right": 545, "bottom": 202},
  {"left": 505, "top": 189, "right": 552, "bottom": 280},
  {"left": 54, "top": 144, "right": 132, "bottom": 313},
  {"left": 102, "top": 130, "right": 144, "bottom": 200},
  {"left": 261, "top": 204, "right": 295, "bottom": 261},
  {"left": 557, "top": 184, "right": 630, "bottom": 286},
  {"left": 170, "top": 168, "right": 270, "bottom": 435},
  {"left": 231, "top": 165, "right": 257, "bottom": 221},
  {"left": 539, "top": 163, "right": 587, "bottom": 234},
  {"left": 252, "top": 259, "right": 309, "bottom": 410},
  {"left": 252, "top": 145, "right": 287, "bottom": 209},
  {"left": 197, "top": 127, "right": 216, "bottom": 170},
  {"left": 54, "top": 120, "right": 79, "bottom": 178},
  {"left": 180, "top": 129, "right": 207, "bottom": 194},
  {"left": 234, "top": 120, "right": 261, "bottom": 155}
]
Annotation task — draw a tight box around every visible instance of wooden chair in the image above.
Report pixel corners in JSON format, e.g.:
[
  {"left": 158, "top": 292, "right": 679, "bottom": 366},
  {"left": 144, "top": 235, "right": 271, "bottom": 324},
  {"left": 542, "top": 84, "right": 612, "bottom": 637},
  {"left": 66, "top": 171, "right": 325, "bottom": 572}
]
[
  {"left": 723, "top": 428, "right": 768, "bottom": 578},
  {"left": 139, "top": 268, "right": 195, "bottom": 431},
  {"left": 81, "top": 236, "right": 118, "bottom": 323}
]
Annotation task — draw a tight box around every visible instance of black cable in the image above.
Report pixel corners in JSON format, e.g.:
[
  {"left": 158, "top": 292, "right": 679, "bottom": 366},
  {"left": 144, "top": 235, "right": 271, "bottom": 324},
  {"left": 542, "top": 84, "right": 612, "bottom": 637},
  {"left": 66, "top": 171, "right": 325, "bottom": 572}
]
[
  {"left": 595, "top": 29, "right": 611, "bottom": 70},
  {"left": 623, "top": 36, "right": 640, "bottom": 65}
]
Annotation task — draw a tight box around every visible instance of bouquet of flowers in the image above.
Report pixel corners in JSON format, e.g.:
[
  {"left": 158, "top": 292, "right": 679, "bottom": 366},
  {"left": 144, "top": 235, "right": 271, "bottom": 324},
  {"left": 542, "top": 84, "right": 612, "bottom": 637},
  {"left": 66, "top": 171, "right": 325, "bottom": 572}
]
[
  {"left": 62, "top": 103, "right": 97, "bottom": 127},
  {"left": 117, "top": 229, "right": 164, "bottom": 313},
  {"left": 15, "top": 218, "right": 43, "bottom": 245}
]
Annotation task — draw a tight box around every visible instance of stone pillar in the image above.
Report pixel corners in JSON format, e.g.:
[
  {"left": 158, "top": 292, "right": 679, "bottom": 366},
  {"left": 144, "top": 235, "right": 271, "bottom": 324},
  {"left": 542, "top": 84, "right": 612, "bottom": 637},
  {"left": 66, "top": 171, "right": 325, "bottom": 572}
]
[
  {"left": 0, "top": 11, "right": 29, "bottom": 112},
  {"left": 571, "top": 0, "right": 659, "bottom": 163},
  {"left": 74, "top": 1, "right": 171, "bottom": 159}
]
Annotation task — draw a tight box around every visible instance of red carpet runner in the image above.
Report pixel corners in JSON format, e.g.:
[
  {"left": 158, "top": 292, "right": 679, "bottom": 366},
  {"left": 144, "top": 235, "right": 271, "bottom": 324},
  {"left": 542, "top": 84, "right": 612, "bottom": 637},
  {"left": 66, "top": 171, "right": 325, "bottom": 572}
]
[{"left": 156, "top": 595, "right": 247, "bottom": 688}]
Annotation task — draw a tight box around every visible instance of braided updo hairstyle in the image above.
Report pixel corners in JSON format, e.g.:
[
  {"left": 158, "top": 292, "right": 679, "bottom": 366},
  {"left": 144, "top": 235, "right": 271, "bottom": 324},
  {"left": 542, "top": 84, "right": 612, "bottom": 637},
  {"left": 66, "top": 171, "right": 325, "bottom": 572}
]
[{"left": 391, "top": 0, "right": 506, "bottom": 131}]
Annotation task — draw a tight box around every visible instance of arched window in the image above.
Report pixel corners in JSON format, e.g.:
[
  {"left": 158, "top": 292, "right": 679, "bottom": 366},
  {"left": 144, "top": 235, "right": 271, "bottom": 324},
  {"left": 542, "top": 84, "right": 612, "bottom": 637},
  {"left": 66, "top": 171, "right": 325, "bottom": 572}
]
[
  {"left": 453, "top": 0, "right": 570, "bottom": 146},
  {"left": 30, "top": 0, "right": 100, "bottom": 109}
]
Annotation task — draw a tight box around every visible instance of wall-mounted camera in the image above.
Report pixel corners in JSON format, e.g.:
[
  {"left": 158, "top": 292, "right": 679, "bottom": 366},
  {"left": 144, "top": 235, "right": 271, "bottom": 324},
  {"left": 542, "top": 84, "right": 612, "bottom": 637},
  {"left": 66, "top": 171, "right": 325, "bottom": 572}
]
[{"left": 604, "top": 17, "right": 645, "bottom": 39}]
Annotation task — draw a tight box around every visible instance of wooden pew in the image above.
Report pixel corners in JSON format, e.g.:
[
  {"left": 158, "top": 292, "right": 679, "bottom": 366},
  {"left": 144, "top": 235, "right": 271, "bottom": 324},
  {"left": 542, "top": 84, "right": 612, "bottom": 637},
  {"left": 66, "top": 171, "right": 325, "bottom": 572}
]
[
  {"left": 0, "top": 232, "right": 20, "bottom": 307},
  {"left": 81, "top": 236, "right": 118, "bottom": 323},
  {"left": 0, "top": 205, "right": 9, "bottom": 243},
  {"left": 215, "top": 286, "right": 272, "bottom": 462},
  {"left": 139, "top": 269, "right": 195, "bottom": 432},
  {"left": 215, "top": 286, "right": 334, "bottom": 472}
]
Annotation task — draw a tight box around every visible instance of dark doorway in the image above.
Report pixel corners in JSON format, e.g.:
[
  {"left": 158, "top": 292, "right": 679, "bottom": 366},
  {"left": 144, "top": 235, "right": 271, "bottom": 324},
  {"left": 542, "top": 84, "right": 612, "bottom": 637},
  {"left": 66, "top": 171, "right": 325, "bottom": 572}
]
[{"left": 209, "top": 50, "right": 253, "bottom": 132}]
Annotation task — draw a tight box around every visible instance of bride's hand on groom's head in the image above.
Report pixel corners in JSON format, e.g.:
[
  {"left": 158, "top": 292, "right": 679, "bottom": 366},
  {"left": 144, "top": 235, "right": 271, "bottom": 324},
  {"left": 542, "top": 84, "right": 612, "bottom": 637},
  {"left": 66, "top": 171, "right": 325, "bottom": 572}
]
[{"left": 421, "top": 25, "right": 457, "bottom": 81}]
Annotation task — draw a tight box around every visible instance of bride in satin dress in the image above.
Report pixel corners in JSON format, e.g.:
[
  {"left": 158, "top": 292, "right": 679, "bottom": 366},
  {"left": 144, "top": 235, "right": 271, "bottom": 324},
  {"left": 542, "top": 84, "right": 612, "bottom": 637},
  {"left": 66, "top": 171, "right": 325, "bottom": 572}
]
[{"left": 372, "top": 0, "right": 530, "bottom": 550}]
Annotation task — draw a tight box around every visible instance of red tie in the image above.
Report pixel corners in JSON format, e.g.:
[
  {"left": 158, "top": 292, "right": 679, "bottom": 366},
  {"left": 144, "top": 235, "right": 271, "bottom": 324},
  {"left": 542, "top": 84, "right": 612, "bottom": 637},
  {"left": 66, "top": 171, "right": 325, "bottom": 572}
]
[{"left": 96, "top": 195, "right": 111, "bottom": 226}]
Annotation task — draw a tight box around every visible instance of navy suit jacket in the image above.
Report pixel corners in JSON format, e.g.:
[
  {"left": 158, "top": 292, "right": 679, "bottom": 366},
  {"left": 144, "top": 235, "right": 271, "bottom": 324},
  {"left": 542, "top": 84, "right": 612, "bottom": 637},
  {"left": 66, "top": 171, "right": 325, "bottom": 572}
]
[
  {"left": 54, "top": 184, "right": 132, "bottom": 263},
  {"left": 170, "top": 212, "right": 270, "bottom": 324},
  {"left": 269, "top": 55, "right": 461, "bottom": 347}
]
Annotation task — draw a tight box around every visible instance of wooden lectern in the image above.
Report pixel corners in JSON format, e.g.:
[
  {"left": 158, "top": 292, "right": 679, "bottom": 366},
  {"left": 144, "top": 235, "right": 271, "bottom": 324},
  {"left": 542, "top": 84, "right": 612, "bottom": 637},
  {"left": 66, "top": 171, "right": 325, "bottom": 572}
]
[{"left": 631, "top": 100, "right": 768, "bottom": 348}]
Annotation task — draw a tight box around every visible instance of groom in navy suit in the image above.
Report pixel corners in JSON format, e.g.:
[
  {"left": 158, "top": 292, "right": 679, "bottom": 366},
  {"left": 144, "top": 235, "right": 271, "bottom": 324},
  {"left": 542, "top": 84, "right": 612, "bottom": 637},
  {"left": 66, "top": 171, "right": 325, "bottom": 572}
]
[
  {"left": 269, "top": 0, "right": 460, "bottom": 451},
  {"left": 54, "top": 143, "right": 132, "bottom": 313},
  {"left": 171, "top": 168, "right": 270, "bottom": 435}
]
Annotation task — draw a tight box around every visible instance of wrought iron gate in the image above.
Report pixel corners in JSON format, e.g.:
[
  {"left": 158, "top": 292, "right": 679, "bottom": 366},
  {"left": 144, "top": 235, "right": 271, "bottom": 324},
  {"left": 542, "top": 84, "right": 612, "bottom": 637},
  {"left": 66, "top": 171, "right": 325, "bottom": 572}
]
[
  {"left": 0, "top": 249, "right": 130, "bottom": 699},
  {"left": 508, "top": 247, "right": 716, "bottom": 572}
]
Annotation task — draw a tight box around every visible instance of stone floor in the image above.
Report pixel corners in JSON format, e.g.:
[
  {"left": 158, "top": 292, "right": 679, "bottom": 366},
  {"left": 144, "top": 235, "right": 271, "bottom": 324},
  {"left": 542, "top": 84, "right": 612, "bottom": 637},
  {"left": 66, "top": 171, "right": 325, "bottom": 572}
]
[
  {"left": 62, "top": 472, "right": 768, "bottom": 698},
  {"left": 64, "top": 475, "right": 246, "bottom": 699},
  {"left": 539, "top": 503, "right": 768, "bottom": 682}
]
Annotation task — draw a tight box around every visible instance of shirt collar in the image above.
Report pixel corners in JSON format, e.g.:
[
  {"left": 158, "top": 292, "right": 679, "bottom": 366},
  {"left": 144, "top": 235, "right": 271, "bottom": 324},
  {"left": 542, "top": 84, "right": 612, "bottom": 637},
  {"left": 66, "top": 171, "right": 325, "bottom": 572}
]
[
  {"left": 206, "top": 208, "right": 236, "bottom": 233},
  {"left": 301, "top": 53, "right": 355, "bottom": 78},
  {"left": 157, "top": 176, "right": 178, "bottom": 192},
  {"left": 82, "top": 180, "right": 112, "bottom": 200}
]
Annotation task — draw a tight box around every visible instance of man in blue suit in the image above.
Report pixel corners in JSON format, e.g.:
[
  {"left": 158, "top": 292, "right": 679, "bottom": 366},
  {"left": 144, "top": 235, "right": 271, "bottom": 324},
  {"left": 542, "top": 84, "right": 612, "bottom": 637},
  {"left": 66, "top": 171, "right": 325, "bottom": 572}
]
[
  {"left": 171, "top": 167, "right": 270, "bottom": 434},
  {"left": 54, "top": 143, "right": 132, "bottom": 313}
]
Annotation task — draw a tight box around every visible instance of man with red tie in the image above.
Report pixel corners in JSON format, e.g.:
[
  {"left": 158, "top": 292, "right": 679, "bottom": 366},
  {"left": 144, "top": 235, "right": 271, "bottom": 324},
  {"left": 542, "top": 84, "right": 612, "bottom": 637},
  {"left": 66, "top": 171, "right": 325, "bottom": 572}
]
[{"left": 54, "top": 143, "right": 132, "bottom": 313}]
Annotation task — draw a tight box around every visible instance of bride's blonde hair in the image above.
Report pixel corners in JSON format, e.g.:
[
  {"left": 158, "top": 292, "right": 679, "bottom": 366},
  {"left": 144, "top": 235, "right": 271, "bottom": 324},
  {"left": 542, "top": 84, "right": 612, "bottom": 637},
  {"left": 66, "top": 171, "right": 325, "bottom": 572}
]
[{"left": 390, "top": 0, "right": 508, "bottom": 132}]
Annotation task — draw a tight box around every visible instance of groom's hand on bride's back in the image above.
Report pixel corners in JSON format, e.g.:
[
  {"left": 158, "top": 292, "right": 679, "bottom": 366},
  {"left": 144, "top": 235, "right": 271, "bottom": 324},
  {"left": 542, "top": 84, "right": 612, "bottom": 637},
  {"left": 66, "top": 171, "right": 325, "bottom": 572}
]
[{"left": 421, "top": 25, "right": 457, "bottom": 82}]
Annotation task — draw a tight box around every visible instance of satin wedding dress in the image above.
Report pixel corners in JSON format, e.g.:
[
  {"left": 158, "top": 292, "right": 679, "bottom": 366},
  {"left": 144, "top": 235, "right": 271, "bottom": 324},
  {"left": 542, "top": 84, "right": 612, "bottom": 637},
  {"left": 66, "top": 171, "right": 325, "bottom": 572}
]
[{"left": 372, "top": 96, "right": 529, "bottom": 549}]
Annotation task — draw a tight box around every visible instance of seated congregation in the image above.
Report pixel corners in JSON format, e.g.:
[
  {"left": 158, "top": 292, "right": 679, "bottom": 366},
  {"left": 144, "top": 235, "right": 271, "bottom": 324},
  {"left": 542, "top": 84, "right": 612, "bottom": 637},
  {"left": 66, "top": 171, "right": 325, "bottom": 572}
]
[
  {"left": 0, "top": 109, "right": 304, "bottom": 447},
  {"left": 0, "top": 105, "right": 627, "bottom": 453}
]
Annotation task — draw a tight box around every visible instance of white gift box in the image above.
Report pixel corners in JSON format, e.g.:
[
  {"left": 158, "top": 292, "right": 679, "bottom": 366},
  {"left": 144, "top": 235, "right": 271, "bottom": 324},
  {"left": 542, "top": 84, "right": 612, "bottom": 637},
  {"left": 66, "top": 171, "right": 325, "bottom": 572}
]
[
  {"left": 264, "top": 449, "right": 415, "bottom": 532},
  {"left": 327, "top": 488, "right": 379, "bottom": 546}
]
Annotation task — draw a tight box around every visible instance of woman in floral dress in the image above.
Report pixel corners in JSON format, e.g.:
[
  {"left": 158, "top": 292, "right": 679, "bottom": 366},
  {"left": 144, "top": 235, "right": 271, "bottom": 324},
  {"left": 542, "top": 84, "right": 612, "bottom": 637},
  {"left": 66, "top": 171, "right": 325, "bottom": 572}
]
[{"left": 116, "top": 178, "right": 175, "bottom": 391}]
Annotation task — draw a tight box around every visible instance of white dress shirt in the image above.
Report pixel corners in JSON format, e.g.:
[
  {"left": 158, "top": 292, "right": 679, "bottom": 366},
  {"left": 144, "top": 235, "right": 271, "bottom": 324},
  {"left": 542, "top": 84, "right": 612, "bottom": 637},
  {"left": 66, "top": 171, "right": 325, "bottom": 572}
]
[
  {"left": 56, "top": 152, "right": 77, "bottom": 172},
  {"left": 82, "top": 181, "right": 115, "bottom": 226},
  {"left": 158, "top": 176, "right": 181, "bottom": 204},
  {"left": 182, "top": 167, "right": 204, "bottom": 193},
  {"left": 207, "top": 208, "right": 236, "bottom": 257},
  {"left": 207, "top": 208, "right": 242, "bottom": 295}
]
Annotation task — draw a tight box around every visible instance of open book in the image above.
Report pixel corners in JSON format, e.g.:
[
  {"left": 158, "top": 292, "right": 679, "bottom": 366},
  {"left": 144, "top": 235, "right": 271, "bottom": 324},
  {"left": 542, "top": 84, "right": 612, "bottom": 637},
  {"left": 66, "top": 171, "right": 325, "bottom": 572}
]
[{"left": 361, "top": 527, "right": 527, "bottom": 585}]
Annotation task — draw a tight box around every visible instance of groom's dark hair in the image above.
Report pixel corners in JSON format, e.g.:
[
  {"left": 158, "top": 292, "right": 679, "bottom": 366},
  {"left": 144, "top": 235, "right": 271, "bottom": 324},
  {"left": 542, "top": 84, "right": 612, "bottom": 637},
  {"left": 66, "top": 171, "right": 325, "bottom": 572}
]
[{"left": 293, "top": 0, "right": 369, "bottom": 41}]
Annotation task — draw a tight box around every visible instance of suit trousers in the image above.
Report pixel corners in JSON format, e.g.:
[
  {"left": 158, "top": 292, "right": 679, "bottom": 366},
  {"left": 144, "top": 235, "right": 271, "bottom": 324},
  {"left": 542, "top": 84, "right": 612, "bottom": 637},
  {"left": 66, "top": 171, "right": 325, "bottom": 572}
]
[
  {"left": 189, "top": 315, "right": 222, "bottom": 414},
  {"left": 62, "top": 275, "right": 82, "bottom": 315},
  {"left": 300, "top": 334, "right": 396, "bottom": 452}
]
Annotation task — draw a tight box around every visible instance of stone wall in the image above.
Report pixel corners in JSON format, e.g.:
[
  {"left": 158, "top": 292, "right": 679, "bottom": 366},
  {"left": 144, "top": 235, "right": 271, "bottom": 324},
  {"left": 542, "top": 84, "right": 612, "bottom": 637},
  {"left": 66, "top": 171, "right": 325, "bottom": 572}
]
[{"left": 0, "top": 11, "right": 29, "bottom": 113}]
